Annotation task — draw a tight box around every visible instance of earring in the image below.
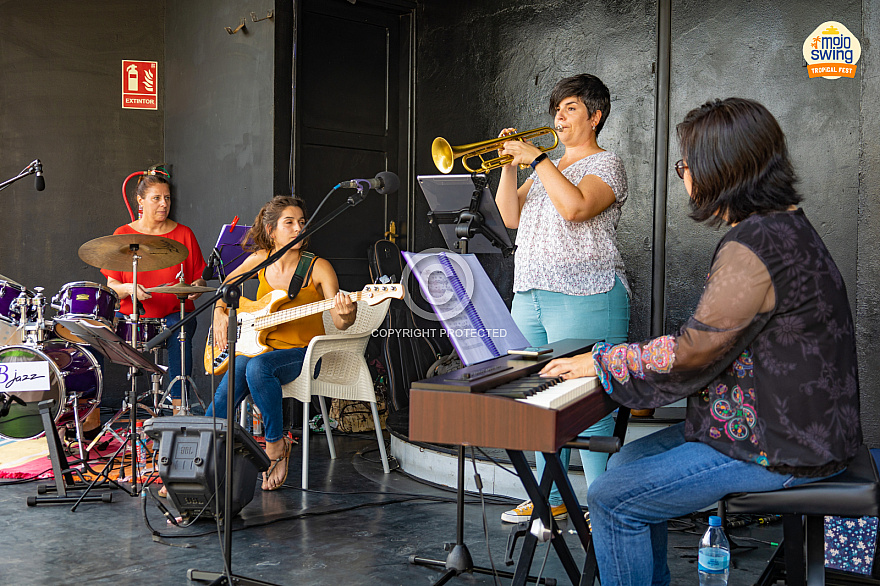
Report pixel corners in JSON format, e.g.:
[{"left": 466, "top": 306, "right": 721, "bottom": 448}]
[
  {"left": 137, "top": 204, "right": 143, "bottom": 219},
  {"left": 592, "top": 124, "right": 596, "bottom": 131}
]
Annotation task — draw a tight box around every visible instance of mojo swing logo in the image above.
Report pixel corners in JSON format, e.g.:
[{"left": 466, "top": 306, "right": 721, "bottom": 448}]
[{"left": 803, "top": 21, "right": 861, "bottom": 79}]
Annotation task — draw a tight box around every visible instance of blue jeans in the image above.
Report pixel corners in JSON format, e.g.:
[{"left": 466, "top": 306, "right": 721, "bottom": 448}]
[
  {"left": 163, "top": 312, "right": 197, "bottom": 400},
  {"left": 112, "top": 311, "right": 197, "bottom": 400},
  {"left": 588, "top": 423, "right": 824, "bottom": 586},
  {"left": 511, "top": 278, "right": 630, "bottom": 505},
  {"left": 205, "top": 348, "right": 308, "bottom": 443}
]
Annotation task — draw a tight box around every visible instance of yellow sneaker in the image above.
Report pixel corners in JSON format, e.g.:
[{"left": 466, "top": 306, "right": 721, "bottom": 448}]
[{"left": 501, "top": 500, "right": 568, "bottom": 523}]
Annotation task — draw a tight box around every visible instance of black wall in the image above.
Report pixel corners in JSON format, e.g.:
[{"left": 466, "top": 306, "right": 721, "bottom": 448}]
[
  {"left": 0, "top": 1, "right": 166, "bottom": 405},
  {"left": 164, "top": 0, "right": 280, "bottom": 399}
]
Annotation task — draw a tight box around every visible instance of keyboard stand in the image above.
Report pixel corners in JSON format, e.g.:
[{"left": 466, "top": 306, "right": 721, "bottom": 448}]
[
  {"left": 507, "top": 450, "right": 598, "bottom": 585},
  {"left": 409, "top": 445, "right": 554, "bottom": 585}
]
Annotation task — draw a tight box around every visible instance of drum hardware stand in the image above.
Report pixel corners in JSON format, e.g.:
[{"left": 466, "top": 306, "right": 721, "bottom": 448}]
[
  {"left": 26, "top": 400, "right": 113, "bottom": 507},
  {"left": 22, "top": 287, "right": 51, "bottom": 345},
  {"left": 157, "top": 290, "right": 205, "bottom": 416},
  {"left": 14, "top": 289, "right": 33, "bottom": 343}
]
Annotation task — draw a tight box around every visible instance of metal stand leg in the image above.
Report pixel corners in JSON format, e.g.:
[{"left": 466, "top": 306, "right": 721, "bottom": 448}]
[
  {"left": 409, "top": 446, "right": 555, "bottom": 585},
  {"left": 506, "top": 450, "right": 593, "bottom": 586},
  {"left": 160, "top": 295, "right": 204, "bottom": 415},
  {"left": 26, "top": 400, "right": 112, "bottom": 507}
]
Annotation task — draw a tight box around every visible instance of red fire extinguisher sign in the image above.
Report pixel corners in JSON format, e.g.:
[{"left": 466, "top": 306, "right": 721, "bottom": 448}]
[{"left": 122, "top": 60, "right": 158, "bottom": 110}]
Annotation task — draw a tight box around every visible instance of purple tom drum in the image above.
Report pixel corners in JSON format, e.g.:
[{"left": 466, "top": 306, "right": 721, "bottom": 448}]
[{"left": 51, "top": 281, "right": 119, "bottom": 343}]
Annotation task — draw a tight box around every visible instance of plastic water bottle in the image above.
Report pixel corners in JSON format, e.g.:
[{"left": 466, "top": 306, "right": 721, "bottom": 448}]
[{"left": 698, "top": 516, "right": 730, "bottom": 585}]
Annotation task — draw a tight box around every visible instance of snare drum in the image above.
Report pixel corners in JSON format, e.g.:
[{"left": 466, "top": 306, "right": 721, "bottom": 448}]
[
  {"left": 52, "top": 281, "right": 119, "bottom": 342},
  {"left": 0, "top": 340, "right": 102, "bottom": 440},
  {"left": 0, "top": 280, "right": 34, "bottom": 325},
  {"left": 115, "top": 318, "right": 165, "bottom": 349}
]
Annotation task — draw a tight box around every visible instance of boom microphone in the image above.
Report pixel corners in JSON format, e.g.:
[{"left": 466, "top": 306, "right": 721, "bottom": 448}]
[
  {"left": 33, "top": 160, "right": 45, "bottom": 191},
  {"left": 338, "top": 171, "right": 399, "bottom": 195},
  {"left": 202, "top": 248, "right": 220, "bottom": 281}
]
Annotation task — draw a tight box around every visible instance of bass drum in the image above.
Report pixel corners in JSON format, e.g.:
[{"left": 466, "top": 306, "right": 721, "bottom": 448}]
[{"left": 0, "top": 341, "right": 102, "bottom": 440}]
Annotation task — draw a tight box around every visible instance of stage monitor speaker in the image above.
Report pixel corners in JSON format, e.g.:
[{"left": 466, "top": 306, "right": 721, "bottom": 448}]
[{"left": 143, "top": 416, "right": 271, "bottom": 521}]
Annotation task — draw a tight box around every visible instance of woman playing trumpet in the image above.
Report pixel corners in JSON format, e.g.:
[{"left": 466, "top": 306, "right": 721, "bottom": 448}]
[{"left": 495, "top": 73, "right": 630, "bottom": 524}]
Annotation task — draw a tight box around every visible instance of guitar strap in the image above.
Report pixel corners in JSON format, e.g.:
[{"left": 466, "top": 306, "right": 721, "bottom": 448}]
[{"left": 287, "top": 251, "right": 317, "bottom": 300}]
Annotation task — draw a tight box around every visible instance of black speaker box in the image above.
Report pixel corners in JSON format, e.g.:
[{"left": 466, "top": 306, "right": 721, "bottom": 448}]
[{"left": 143, "top": 416, "right": 271, "bottom": 521}]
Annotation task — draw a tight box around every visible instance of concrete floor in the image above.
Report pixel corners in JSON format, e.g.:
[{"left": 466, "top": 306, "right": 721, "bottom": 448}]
[{"left": 0, "top": 430, "right": 790, "bottom": 586}]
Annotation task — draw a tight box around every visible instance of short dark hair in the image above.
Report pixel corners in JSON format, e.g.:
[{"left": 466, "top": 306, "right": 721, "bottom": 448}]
[
  {"left": 135, "top": 173, "right": 170, "bottom": 200},
  {"left": 548, "top": 74, "right": 611, "bottom": 136},
  {"left": 677, "top": 97, "right": 801, "bottom": 227}
]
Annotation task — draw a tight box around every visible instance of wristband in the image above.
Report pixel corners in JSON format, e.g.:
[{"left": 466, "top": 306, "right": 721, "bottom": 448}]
[{"left": 529, "top": 153, "right": 549, "bottom": 170}]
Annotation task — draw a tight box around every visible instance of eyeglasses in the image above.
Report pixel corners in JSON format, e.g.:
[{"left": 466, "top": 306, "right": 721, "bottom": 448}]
[{"left": 674, "top": 159, "right": 688, "bottom": 179}]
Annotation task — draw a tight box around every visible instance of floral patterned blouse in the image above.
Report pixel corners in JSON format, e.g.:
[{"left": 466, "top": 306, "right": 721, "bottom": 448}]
[
  {"left": 513, "top": 150, "right": 629, "bottom": 296},
  {"left": 592, "top": 209, "right": 860, "bottom": 475}
]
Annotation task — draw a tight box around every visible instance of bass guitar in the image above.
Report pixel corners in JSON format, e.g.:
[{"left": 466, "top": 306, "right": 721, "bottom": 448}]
[{"left": 204, "top": 283, "right": 404, "bottom": 376}]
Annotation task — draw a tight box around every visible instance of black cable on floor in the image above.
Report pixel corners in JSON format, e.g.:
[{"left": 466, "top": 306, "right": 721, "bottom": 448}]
[{"left": 471, "top": 446, "right": 503, "bottom": 586}]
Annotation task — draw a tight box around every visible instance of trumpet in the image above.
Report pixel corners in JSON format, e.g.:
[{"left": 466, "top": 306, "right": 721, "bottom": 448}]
[{"left": 431, "top": 126, "right": 559, "bottom": 174}]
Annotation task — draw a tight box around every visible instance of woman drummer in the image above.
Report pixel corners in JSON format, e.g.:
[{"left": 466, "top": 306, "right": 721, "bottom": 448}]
[{"left": 101, "top": 172, "right": 207, "bottom": 414}]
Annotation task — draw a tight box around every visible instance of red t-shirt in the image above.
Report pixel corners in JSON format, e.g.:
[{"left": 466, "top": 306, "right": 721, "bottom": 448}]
[{"left": 101, "top": 223, "right": 207, "bottom": 318}]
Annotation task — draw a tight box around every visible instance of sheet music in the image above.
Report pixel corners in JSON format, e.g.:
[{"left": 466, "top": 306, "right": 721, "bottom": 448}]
[{"left": 402, "top": 251, "right": 529, "bottom": 366}]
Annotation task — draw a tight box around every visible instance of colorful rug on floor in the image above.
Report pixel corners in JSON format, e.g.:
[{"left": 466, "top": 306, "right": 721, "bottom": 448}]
[{"left": 0, "top": 434, "right": 148, "bottom": 482}]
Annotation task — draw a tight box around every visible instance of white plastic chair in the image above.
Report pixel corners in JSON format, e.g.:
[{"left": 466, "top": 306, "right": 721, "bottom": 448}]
[{"left": 281, "top": 298, "right": 392, "bottom": 489}]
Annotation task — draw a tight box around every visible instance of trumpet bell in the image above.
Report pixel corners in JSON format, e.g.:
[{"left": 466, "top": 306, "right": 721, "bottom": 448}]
[{"left": 431, "top": 137, "right": 455, "bottom": 174}]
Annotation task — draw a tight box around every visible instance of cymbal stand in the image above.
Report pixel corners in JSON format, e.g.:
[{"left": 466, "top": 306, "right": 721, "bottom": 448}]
[
  {"left": 148, "top": 347, "right": 164, "bottom": 411},
  {"left": 81, "top": 244, "right": 149, "bottom": 499},
  {"left": 159, "top": 291, "right": 205, "bottom": 415}
]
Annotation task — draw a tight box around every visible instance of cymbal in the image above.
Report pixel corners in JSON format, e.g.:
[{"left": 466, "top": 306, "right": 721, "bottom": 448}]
[
  {"left": 146, "top": 283, "right": 217, "bottom": 295},
  {"left": 0, "top": 273, "right": 23, "bottom": 287},
  {"left": 78, "top": 234, "right": 189, "bottom": 272}
]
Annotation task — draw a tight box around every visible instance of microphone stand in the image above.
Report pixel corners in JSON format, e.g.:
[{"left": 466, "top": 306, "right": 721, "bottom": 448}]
[
  {"left": 146, "top": 185, "right": 372, "bottom": 586},
  {"left": 0, "top": 160, "right": 39, "bottom": 192}
]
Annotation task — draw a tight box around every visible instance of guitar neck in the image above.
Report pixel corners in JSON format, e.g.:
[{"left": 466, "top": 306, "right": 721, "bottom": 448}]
[{"left": 253, "top": 291, "right": 360, "bottom": 331}]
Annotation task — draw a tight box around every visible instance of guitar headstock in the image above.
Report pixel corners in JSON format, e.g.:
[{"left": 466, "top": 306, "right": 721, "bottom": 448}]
[{"left": 359, "top": 283, "right": 405, "bottom": 305}]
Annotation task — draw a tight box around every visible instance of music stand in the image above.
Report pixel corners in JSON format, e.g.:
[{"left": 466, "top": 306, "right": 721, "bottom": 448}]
[
  {"left": 410, "top": 174, "right": 548, "bottom": 585},
  {"left": 54, "top": 318, "right": 163, "bottom": 510},
  {"left": 204, "top": 223, "right": 251, "bottom": 281},
  {"left": 418, "top": 173, "right": 514, "bottom": 256}
]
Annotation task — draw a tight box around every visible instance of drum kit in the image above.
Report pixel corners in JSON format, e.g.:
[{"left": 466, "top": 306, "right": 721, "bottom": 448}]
[{"left": 0, "top": 233, "right": 215, "bottom": 455}]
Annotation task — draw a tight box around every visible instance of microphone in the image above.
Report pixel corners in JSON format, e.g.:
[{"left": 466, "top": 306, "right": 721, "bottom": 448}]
[
  {"left": 0, "top": 392, "right": 27, "bottom": 417},
  {"left": 33, "top": 160, "right": 45, "bottom": 191},
  {"left": 338, "top": 171, "right": 399, "bottom": 195},
  {"left": 202, "top": 248, "right": 220, "bottom": 281}
]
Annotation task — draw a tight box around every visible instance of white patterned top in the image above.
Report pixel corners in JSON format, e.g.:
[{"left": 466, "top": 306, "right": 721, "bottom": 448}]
[{"left": 513, "top": 150, "right": 629, "bottom": 296}]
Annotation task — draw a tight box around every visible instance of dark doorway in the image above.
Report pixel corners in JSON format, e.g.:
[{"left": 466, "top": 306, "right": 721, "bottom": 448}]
[{"left": 294, "top": 0, "right": 414, "bottom": 292}]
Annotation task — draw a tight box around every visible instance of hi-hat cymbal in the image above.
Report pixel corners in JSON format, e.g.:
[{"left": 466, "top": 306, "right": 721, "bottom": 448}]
[
  {"left": 146, "top": 283, "right": 217, "bottom": 295},
  {"left": 78, "top": 234, "right": 189, "bottom": 272}
]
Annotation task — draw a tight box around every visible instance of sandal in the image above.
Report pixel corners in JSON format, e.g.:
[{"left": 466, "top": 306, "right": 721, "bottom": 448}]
[
  {"left": 262, "top": 437, "right": 291, "bottom": 491},
  {"left": 158, "top": 485, "right": 167, "bottom": 498}
]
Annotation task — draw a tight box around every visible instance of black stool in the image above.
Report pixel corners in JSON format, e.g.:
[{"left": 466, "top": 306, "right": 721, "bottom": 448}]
[{"left": 722, "top": 445, "right": 880, "bottom": 585}]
